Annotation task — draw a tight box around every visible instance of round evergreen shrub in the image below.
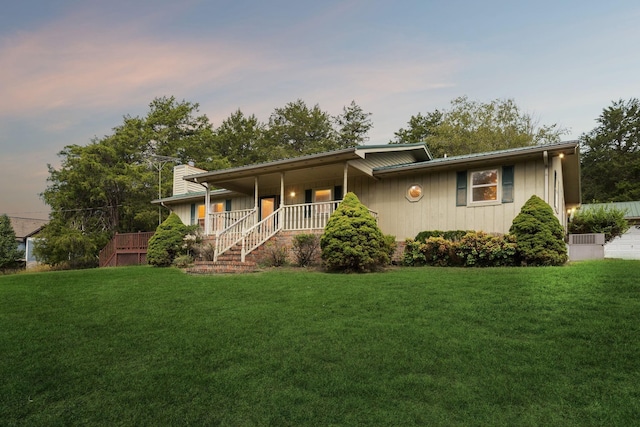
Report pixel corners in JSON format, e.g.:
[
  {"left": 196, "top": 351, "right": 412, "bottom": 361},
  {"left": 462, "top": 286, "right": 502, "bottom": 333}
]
[
  {"left": 147, "top": 213, "right": 189, "bottom": 267},
  {"left": 320, "top": 192, "right": 390, "bottom": 272},
  {"left": 509, "top": 195, "right": 568, "bottom": 266}
]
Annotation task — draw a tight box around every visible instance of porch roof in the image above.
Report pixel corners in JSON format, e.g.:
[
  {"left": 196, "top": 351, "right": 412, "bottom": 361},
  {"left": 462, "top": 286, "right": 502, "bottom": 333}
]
[{"left": 183, "top": 143, "right": 431, "bottom": 194}]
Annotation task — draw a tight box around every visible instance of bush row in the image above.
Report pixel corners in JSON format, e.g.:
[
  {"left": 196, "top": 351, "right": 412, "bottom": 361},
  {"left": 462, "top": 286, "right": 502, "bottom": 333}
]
[{"left": 404, "top": 232, "right": 518, "bottom": 267}]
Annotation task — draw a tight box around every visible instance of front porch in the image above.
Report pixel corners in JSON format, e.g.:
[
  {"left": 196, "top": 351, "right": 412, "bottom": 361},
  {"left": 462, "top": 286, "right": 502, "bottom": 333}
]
[{"left": 204, "top": 200, "right": 378, "bottom": 263}]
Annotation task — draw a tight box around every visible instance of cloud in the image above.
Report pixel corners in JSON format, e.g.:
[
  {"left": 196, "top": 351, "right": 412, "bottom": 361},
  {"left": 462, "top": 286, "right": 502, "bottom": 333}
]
[{"left": 0, "top": 16, "right": 265, "bottom": 116}]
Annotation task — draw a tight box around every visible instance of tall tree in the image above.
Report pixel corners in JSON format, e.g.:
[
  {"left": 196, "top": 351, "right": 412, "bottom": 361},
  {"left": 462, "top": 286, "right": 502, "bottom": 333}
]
[
  {"left": 263, "top": 99, "right": 337, "bottom": 159},
  {"left": 213, "top": 109, "right": 265, "bottom": 166},
  {"left": 0, "top": 215, "right": 24, "bottom": 272},
  {"left": 580, "top": 98, "right": 640, "bottom": 202},
  {"left": 37, "top": 97, "right": 224, "bottom": 267},
  {"left": 391, "top": 110, "right": 443, "bottom": 145},
  {"left": 334, "top": 101, "right": 373, "bottom": 147},
  {"left": 392, "top": 96, "right": 566, "bottom": 158}
]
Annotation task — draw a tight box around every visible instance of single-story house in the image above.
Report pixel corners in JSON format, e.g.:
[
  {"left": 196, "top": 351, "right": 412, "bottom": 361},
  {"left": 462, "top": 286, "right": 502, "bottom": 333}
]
[
  {"left": 153, "top": 141, "right": 580, "bottom": 263},
  {"left": 8, "top": 217, "right": 48, "bottom": 268},
  {"left": 579, "top": 201, "right": 640, "bottom": 260}
]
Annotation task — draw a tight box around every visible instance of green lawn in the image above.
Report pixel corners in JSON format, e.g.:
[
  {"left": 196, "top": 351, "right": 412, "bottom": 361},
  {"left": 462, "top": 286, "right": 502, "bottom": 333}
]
[{"left": 1, "top": 261, "right": 639, "bottom": 426}]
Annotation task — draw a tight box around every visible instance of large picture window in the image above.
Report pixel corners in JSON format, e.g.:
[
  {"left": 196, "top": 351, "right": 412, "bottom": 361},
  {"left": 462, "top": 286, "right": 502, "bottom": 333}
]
[{"left": 470, "top": 169, "right": 498, "bottom": 203}]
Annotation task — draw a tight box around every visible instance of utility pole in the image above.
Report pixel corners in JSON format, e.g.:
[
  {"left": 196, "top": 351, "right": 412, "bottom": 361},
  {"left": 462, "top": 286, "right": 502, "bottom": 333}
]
[{"left": 147, "top": 154, "right": 180, "bottom": 225}]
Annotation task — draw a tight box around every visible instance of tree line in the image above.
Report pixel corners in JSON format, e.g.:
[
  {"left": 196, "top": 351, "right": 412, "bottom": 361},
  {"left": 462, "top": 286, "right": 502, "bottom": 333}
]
[{"left": 31, "top": 95, "right": 640, "bottom": 268}]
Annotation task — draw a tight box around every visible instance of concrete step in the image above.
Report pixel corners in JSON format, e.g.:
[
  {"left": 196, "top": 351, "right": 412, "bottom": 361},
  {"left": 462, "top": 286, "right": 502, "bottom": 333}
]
[{"left": 188, "top": 260, "right": 260, "bottom": 274}]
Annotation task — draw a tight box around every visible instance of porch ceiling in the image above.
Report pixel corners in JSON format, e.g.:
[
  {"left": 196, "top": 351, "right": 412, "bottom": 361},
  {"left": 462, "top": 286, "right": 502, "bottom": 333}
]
[{"left": 212, "top": 162, "right": 371, "bottom": 194}]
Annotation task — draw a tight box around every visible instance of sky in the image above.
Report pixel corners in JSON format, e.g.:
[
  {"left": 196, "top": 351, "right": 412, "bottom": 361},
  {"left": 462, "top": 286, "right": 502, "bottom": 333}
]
[{"left": 1, "top": 0, "right": 639, "bottom": 220}]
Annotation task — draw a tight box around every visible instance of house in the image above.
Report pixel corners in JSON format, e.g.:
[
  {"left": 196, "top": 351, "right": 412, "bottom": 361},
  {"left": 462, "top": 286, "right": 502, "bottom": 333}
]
[
  {"left": 153, "top": 141, "right": 580, "bottom": 266},
  {"left": 8, "top": 217, "right": 48, "bottom": 268},
  {"left": 579, "top": 201, "right": 640, "bottom": 260}
]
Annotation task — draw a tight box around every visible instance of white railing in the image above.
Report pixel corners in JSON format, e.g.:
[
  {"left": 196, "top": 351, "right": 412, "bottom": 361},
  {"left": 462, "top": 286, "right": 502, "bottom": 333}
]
[
  {"left": 209, "top": 209, "right": 255, "bottom": 235},
  {"left": 241, "top": 208, "right": 283, "bottom": 262},
  {"left": 213, "top": 201, "right": 379, "bottom": 262},
  {"left": 213, "top": 209, "right": 257, "bottom": 262}
]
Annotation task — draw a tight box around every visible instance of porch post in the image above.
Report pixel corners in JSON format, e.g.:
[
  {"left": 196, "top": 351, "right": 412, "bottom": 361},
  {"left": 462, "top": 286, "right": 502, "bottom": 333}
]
[
  {"left": 280, "top": 172, "right": 285, "bottom": 207},
  {"left": 254, "top": 177, "right": 259, "bottom": 223},
  {"left": 204, "top": 183, "right": 211, "bottom": 235},
  {"left": 343, "top": 162, "right": 349, "bottom": 195}
]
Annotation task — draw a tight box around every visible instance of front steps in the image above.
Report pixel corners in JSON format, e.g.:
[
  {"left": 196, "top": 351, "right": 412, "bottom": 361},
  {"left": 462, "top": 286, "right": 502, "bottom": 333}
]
[{"left": 187, "top": 242, "right": 261, "bottom": 274}]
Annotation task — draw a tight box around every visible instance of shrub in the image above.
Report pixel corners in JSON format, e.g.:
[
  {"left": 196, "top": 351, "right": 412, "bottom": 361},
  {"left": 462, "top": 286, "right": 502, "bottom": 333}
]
[
  {"left": 383, "top": 234, "right": 398, "bottom": 263},
  {"left": 147, "top": 213, "right": 189, "bottom": 267},
  {"left": 568, "top": 205, "right": 629, "bottom": 243},
  {"left": 456, "top": 232, "right": 517, "bottom": 267},
  {"left": 421, "top": 237, "right": 460, "bottom": 267},
  {"left": 292, "top": 233, "right": 319, "bottom": 267},
  {"left": 320, "top": 192, "right": 390, "bottom": 272},
  {"left": 415, "top": 230, "right": 471, "bottom": 243},
  {"left": 262, "top": 240, "right": 289, "bottom": 267},
  {"left": 172, "top": 254, "right": 194, "bottom": 268},
  {"left": 509, "top": 195, "right": 568, "bottom": 266}
]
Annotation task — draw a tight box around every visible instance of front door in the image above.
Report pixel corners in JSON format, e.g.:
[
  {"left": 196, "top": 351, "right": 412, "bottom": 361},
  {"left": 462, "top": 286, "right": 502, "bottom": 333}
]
[{"left": 259, "top": 196, "right": 279, "bottom": 220}]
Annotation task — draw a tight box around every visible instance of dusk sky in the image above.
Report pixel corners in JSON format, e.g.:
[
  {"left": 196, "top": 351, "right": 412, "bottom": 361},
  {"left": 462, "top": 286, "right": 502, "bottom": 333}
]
[{"left": 1, "top": 0, "right": 639, "bottom": 219}]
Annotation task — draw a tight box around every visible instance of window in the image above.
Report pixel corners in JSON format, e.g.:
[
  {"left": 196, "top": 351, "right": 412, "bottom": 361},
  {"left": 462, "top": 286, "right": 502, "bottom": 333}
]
[
  {"left": 457, "top": 166, "right": 515, "bottom": 206},
  {"left": 470, "top": 169, "right": 498, "bottom": 203}
]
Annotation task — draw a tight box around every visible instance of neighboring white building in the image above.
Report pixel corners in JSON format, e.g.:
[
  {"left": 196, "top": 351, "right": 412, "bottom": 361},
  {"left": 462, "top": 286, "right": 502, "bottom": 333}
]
[{"left": 580, "top": 201, "right": 640, "bottom": 260}]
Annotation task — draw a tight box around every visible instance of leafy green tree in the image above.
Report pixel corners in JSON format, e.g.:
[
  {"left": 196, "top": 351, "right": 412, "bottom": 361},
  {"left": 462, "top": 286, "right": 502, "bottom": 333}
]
[
  {"left": 391, "top": 110, "right": 443, "bottom": 145},
  {"left": 39, "top": 97, "right": 223, "bottom": 268},
  {"left": 320, "top": 192, "right": 391, "bottom": 272},
  {"left": 393, "top": 96, "right": 566, "bottom": 158},
  {"left": 334, "top": 100, "right": 373, "bottom": 147},
  {"left": 263, "top": 100, "right": 338, "bottom": 159},
  {"left": 568, "top": 205, "right": 629, "bottom": 243},
  {"left": 33, "top": 219, "right": 101, "bottom": 268},
  {"left": 213, "top": 109, "right": 265, "bottom": 166},
  {"left": 509, "top": 195, "right": 568, "bottom": 266},
  {"left": 147, "top": 213, "right": 190, "bottom": 267},
  {"left": 580, "top": 98, "right": 640, "bottom": 202},
  {"left": 0, "top": 215, "right": 24, "bottom": 272}
]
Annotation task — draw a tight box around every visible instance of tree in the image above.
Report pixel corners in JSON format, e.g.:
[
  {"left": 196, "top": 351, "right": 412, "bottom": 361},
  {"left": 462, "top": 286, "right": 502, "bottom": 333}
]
[
  {"left": 263, "top": 100, "right": 338, "bottom": 159},
  {"left": 580, "top": 98, "right": 640, "bottom": 202},
  {"left": 147, "top": 213, "right": 190, "bottom": 267},
  {"left": 393, "top": 96, "right": 566, "bottom": 158},
  {"left": 0, "top": 215, "right": 23, "bottom": 272},
  {"left": 391, "top": 110, "right": 443, "bottom": 145},
  {"left": 39, "top": 97, "right": 222, "bottom": 268},
  {"left": 334, "top": 101, "right": 373, "bottom": 147},
  {"left": 320, "top": 192, "right": 391, "bottom": 272},
  {"left": 509, "top": 195, "right": 567, "bottom": 266},
  {"left": 568, "top": 205, "right": 629, "bottom": 243},
  {"left": 213, "top": 109, "right": 265, "bottom": 166}
]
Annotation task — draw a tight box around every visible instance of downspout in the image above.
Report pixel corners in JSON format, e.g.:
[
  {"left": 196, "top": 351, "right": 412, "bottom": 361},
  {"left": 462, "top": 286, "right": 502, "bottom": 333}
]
[{"left": 543, "top": 151, "right": 549, "bottom": 204}]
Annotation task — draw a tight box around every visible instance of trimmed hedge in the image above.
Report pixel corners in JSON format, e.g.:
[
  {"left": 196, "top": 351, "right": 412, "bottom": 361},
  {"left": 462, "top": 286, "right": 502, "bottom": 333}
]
[
  {"left": 320, "top": 192, "right": 393, "bottom": 272},
  {"left": 510, "top": 195, "right": 567, "bottom": 266},
  {"left": 404, "top": 232, "right": 516, "bottom": 267}
]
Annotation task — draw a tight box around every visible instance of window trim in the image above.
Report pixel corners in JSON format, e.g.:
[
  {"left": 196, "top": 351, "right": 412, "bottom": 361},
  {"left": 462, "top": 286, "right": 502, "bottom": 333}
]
[{"left": 469, "top": 168, "right": 500, "bottom": 205}]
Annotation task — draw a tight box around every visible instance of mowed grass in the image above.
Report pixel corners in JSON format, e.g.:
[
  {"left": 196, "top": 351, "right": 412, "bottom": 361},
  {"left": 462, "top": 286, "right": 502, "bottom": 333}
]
[{"left": 1, "top": 261, "right": 639, "bottom": 426}]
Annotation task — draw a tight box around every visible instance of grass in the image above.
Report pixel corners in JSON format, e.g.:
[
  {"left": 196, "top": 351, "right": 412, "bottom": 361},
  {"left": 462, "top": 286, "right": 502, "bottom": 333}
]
[{"left": 1, "top": 260, "right": 639, "bottom": 426}]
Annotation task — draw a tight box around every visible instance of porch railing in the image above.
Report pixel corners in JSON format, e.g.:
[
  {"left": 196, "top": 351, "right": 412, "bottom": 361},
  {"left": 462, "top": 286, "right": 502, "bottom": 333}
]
[
  {"left": 209, "top": 209, "right": 255, "bottom": 235},
  {"left": 213, "top": 209, "right": 257, "bottom": 261}
]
